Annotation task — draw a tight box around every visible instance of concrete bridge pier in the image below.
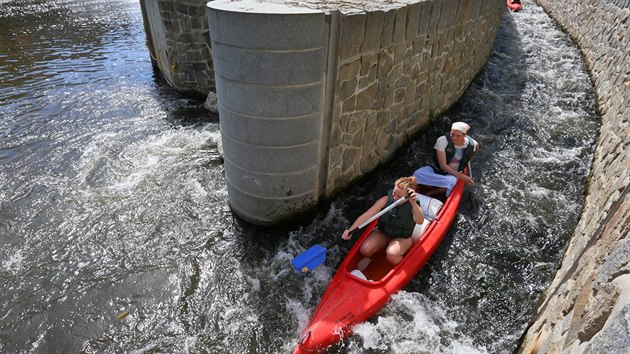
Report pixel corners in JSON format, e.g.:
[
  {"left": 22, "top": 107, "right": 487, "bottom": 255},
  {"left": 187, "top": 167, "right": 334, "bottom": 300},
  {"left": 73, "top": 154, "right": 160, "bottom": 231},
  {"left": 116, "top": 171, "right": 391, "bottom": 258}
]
[{"left": 207, "top": 2, "right": 329, "bottom": 225}]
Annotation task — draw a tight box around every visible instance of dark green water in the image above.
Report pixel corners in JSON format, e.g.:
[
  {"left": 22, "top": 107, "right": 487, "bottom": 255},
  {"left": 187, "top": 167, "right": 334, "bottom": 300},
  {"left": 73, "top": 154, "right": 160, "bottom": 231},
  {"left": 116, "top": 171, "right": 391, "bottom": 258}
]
[{"left": 0, "top": 1, "right": 598, "bottom": 353}]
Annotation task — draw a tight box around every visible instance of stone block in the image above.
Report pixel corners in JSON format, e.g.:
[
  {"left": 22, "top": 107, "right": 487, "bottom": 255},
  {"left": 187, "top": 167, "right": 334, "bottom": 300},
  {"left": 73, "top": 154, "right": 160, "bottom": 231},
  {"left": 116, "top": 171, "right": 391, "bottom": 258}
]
[
  {"left": 406, "top": 2, "right": 422, "bottom": 41},
  {"left": 220, "top": 131, "right": 319, "bottom": 174},
  {"left": 339, "top": 59, "right": 361, "bottom": 81},
  {"left": 393, "top": 7, "right": 408, "bottom": 44},
  {"left": 185, "top": 50, "right": 203, "bottom": 62},
  {"left": 457, "top": 1, "right": 472, "bottom": 24},
  {"left": 180, "top": 18, "right": 193, "bottom": 32},
  {"left": 438, "top": 1, "right": 458, "bottom": 32},
  {"left": 216, "top": 78, "right": 322, "bottom": 117},
  {"left": 360, "top": 54, "right": 377, "bottom": 76},
  {"left": 348, "top": 112, "right": 367, "bottom": 135},
  {"left": 360, "top": 152, "right": 378, "bottom": 173},
  {"left": 381, "top": 9, "right": 397, "bottom": 47},
  {"left": 341, "top": 132, "right": 354, "bottom": 145},
  {"left": 356, "top": 84, "right": 378, "bottom": 110},
  {"left": 158, "top": 1, "right": 174, "bottom": 12},
  {"left": 219, "top": 109, "right": 321, "bottom": 147},
  {"left": 394, "top": 43, "right": 407, "bottom": 63},
  {"left": 358, "top": 77, "right": 369, "bottom": 90},
  {"left": 175, "top": 3, "right": 189, "bottom": 15},
  {"left": 428, "top": 0, "right": 442, "bottom": 33},
  {"left": 361, "top": 133, "right": 377, "bottom": 157},
  {"left": 362, "top": 10, "right": 385, "bottom": 52},
  {"left": 342, "top": 96, "right": 356, "bottom": 113},
  {"left": 342, "top": 148, "right": 360, "bottom": 172},
  {"left": 226, "top": 182, "right": 317, "bottom": 225},
  {"left": 340, "top": 78, "right": 358, "bottom": 101},
  {"left": 340, "top": 12, "right": 366, "bottom": 59},
  {"left": 212, "top": 42, "right": 324, "bottom": 86},
  {"left": 417, "top": 1, "right": 433, "bottom": 35},
  {"left": 470, "top": 0, "right": 484, "bottom": 19},
  {"left": 191, "top": 17, "right": 202, "bottom": 30},
  {"left": 224, "top": 158, "right": 318, "bottom": 199},
  {"left": 188, "top": 3, "right": 206, "bottom": 17},
  {"left": 207, "top": 1, "right": 324, "bottom": 50}
]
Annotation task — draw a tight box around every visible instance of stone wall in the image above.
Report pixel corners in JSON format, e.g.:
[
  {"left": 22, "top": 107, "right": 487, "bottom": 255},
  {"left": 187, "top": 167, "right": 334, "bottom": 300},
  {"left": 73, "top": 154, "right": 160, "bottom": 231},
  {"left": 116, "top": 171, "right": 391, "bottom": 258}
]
[
  {"left": 325, "top": 0, "right": 503, "bottom": 196},
  {"left": 207, "top": 0, "right": 505, "bottom": 224},
  {"left": 140, "top": 0, "right": 215, "bottom": 98},
  {"left": 519, "top": 1, "right": 630, "bottom": 353}
]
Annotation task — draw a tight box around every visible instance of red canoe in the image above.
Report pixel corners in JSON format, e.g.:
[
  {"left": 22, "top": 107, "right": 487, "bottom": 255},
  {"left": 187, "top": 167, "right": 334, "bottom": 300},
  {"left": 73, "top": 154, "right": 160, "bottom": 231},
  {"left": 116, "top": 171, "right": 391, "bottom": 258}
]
[
  {"left": 506, "top": 0, "right": 523, "bottom": 11},
  {"left": 293, "top": 178, "right": 465, "bottom": 353}
]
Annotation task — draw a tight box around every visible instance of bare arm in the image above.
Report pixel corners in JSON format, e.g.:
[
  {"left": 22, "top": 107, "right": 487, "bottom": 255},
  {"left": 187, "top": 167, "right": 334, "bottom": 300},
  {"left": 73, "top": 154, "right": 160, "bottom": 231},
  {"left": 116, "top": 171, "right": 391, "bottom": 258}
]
[
  {"left": 408, "top": 191, "right": 424, "bottom": 224},
  {"left": 436, "top": 150, "right": 474, "bottom": 185},
  {"left": 342, "top": 196, "right": 388, "bottom": 240}
]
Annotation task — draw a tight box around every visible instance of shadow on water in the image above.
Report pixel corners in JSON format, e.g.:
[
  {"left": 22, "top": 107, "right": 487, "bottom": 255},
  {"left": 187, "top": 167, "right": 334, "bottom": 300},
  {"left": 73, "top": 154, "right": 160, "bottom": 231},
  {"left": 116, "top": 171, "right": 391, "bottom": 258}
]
[{"left": 149, "top": 68, "right": 220, "bottom": 127}]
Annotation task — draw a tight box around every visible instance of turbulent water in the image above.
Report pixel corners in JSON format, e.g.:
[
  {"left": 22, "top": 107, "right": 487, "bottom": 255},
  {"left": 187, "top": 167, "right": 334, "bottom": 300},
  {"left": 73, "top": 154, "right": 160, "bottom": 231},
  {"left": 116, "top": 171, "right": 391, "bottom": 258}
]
[{"left": 0, "top": 1, "right": 598, "bottom": 353}]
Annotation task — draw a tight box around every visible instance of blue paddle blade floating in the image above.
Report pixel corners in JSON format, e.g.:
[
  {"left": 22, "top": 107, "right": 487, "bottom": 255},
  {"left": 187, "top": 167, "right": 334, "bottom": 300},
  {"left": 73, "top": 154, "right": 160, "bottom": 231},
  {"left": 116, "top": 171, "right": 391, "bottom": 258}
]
[{"left": 291, "top": 245, "right": 327, "bottom": 272}]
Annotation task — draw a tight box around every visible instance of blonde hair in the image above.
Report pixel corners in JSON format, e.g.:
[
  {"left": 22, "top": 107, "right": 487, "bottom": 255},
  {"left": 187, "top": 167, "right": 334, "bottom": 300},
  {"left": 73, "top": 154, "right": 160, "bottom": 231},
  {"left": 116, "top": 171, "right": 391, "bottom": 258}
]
[{"left": 395, "top": 176, "right": 417, "bottom": 190}]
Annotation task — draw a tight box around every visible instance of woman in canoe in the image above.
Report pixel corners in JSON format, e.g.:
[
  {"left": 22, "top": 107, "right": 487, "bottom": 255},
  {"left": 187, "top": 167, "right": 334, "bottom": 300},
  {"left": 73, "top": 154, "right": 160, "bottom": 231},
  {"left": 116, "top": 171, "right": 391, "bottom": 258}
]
[
  {"left": 341, "top": 176, "right": 424, "bottom": 268},
  {"left": 413, "top": 121, "right": 479, "bottom": 197}
]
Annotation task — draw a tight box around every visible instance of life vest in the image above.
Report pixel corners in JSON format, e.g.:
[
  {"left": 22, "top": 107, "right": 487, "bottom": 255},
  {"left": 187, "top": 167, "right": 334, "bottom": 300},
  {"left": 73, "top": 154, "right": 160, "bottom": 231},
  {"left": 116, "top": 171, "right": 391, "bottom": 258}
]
[
  {"left": 377, "top": 190, "right": 419, "bottom": 239},
  {"left": 432, "top": 134, "right": 475, "bottom": 174}
]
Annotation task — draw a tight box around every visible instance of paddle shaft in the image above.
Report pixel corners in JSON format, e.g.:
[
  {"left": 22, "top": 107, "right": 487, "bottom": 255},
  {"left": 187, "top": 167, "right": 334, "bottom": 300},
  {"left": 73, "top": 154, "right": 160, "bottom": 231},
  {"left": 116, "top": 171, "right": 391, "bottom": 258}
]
[
  {"left": 291, "top": 193, "right": 414, "bottom": 273},
  {"left": 347, "top": 192, "right": 410, "bottom": 238}
]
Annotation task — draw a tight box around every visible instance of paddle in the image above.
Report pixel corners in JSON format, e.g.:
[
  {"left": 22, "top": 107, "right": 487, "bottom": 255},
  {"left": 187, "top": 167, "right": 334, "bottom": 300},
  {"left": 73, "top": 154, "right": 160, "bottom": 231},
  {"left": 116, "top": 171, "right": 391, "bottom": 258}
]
[{"left": 291, "top": 193, "right": 412, "bottom": 273}]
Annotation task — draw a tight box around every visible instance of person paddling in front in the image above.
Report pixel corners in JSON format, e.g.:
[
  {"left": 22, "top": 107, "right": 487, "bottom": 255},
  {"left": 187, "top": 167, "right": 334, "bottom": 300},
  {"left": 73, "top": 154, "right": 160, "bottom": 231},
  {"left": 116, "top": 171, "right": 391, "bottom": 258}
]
[
  {"left": 341, "top": 176, "right": 424, "bottom": 270},
  {"left": 413, "top": 121, "right": 479, "bottom": 197}
]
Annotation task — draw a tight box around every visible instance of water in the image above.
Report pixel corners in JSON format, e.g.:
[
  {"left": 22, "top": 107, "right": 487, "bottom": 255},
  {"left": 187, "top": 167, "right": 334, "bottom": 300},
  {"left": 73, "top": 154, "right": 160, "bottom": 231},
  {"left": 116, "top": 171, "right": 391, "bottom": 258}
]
[{"left": 0, "top": 1, "right": 598, "bottom": 353}]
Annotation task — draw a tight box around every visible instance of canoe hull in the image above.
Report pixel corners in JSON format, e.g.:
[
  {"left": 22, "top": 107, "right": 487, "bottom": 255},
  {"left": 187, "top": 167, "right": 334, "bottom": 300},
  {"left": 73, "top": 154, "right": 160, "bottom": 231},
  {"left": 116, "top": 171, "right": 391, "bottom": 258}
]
[
  {"left": 507, "top": 0, "right": 523, "bottom": 11},
  {"left": 293, "top": 179, "right": 464, "bottom": 353}
]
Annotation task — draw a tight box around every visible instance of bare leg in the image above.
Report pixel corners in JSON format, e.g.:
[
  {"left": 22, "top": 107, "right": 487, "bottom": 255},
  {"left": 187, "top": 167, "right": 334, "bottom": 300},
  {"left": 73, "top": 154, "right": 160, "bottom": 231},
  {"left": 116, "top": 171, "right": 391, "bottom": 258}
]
[
  {"left": 359, "top": 229, "right": 389, "bottom": 258},
  {"left": 385, "top": 237, "right": 414, "bottom": 265}
]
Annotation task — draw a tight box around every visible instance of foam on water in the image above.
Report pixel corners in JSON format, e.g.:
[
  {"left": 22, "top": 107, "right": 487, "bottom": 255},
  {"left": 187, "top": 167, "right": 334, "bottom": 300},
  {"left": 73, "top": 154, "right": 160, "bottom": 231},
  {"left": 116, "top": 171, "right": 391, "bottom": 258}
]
[
  {"left": 348, "top": 292, "right": 487, "bottom": 353},
  {"left": 1, "top": 250, "right": 24, "bottom": 273}
]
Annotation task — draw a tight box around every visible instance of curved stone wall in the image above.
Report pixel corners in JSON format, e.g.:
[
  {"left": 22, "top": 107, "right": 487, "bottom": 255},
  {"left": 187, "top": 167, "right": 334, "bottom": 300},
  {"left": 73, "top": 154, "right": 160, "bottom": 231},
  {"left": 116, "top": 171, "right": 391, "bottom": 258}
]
[
  {"left": 140, "top": 0, "right": 215, "bottom": 98},
  {"left": 519, "top": 1, "right": 629, "bottom": 353},
  {"left": 208, "top": 0, "right": 505, "bottom": 224}
]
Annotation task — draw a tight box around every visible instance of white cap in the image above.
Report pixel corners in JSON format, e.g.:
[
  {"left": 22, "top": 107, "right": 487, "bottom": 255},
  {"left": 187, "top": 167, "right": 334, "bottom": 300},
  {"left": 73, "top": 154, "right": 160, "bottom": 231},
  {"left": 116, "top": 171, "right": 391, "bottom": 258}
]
[{"left": 451, "top": 122, "right": 470, "bottom": 133}]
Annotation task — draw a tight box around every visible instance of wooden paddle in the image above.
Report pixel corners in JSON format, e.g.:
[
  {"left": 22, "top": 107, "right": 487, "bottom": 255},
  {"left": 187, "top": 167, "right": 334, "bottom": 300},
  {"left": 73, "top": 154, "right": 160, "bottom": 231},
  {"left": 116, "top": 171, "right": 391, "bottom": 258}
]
[{"left": 291, "top": 193, "right": 412, "bottom": 273}]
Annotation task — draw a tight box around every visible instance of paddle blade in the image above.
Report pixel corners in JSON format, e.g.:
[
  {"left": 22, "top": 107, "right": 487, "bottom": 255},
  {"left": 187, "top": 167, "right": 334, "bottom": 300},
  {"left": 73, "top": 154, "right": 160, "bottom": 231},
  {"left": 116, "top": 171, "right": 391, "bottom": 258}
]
[{"left": 291, "top": 245, "right": 327, "bottom": 272}]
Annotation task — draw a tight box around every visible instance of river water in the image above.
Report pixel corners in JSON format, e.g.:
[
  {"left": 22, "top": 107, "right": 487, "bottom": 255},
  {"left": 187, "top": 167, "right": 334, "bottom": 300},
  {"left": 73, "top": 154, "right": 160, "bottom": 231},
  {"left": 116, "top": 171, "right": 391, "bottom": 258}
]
[{"left": 0, "top": 1, "right": 599, "bottom": 353}]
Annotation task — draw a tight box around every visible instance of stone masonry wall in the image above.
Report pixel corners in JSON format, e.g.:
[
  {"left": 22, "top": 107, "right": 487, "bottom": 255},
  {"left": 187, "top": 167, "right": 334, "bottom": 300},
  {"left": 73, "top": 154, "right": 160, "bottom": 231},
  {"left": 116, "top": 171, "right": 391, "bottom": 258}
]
[
  {"left": 325, "top": 0, "right": 504, "bottom": 195},
  {"left": 140, "top": 0, "right": 215, "bottom": 98},
  {"left": 519, "top": 1, "right": 629, "bottom": 353}
]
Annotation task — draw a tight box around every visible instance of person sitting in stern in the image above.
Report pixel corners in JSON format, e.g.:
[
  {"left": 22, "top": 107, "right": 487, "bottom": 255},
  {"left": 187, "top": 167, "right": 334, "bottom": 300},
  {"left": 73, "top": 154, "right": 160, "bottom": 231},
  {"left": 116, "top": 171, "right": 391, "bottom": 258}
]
[{"left": 413, "top": 121, "right": 479, "bottom": 197}]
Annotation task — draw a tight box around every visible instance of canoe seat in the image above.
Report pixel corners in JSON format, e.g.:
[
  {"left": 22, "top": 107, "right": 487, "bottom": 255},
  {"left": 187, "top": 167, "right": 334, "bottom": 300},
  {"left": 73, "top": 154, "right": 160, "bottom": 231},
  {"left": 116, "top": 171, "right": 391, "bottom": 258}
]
[
  {"left": 417, "top": 193, "right": 443, "bottom": 219},
  {"left": 411, "top": 194, "right": 444, "bottom": 244},
  {"left": 411, "top": 219, "right": 430, "bottom": 244}
]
